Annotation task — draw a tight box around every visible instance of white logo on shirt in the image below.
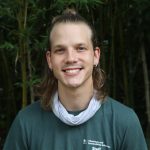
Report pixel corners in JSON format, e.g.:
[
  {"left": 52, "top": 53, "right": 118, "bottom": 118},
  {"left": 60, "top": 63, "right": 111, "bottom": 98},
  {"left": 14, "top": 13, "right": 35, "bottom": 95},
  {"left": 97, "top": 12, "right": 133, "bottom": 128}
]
[
  {"left": 83, "top": 139, "right": 111, "bottom": 149},
  {"left": 92, "top": 147, "right": 101, "bottom": 150}
]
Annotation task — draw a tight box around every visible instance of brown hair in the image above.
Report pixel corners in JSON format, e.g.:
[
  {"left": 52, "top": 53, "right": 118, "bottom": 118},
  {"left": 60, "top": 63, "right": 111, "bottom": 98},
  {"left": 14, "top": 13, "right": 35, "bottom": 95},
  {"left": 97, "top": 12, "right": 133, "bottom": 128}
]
[{"left": 36, "top": 9, "right": 107, "bottom": 110}]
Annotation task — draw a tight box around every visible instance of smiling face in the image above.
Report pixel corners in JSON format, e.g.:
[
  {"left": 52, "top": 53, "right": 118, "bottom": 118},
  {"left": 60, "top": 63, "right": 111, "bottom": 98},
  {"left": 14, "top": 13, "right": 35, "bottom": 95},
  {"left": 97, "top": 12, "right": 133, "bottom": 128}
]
[{"left": 46, "top": 23, "right": 100, "bottom": 90}]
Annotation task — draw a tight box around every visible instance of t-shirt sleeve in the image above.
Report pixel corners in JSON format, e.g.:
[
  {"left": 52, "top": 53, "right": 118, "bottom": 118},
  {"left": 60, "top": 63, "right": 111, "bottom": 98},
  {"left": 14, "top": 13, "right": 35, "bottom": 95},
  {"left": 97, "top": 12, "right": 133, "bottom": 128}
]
[
  {"left": 119, "top": 110, "right": 148, "bottom": 150},
  {"left": 3, "top": 112, "right": 28, "bottom": 150}
]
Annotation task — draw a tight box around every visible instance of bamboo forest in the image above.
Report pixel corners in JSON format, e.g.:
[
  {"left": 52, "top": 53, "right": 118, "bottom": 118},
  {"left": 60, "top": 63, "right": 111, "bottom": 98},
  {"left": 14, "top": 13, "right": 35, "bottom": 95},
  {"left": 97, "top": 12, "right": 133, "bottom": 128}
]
[{"left": 0, "top": 0, "right": 150, "bottom": 148}]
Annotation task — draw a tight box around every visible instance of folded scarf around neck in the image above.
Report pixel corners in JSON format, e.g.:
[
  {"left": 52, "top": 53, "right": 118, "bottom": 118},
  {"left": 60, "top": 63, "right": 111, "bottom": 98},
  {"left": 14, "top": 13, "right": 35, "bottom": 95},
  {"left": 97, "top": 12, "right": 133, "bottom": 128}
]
[{"left": 52, "top": 92, "right": 101, "bottom": 126}]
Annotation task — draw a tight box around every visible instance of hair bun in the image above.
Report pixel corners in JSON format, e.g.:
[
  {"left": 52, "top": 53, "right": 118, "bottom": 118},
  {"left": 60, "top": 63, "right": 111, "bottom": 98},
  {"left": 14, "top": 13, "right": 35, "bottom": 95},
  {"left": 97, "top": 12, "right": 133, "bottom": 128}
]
[
  {"left": 63, "top": 8, "right": 77, "bottom": 15},
  {"left": 52, "top": 8, "right": 77, "bottom": 23}
]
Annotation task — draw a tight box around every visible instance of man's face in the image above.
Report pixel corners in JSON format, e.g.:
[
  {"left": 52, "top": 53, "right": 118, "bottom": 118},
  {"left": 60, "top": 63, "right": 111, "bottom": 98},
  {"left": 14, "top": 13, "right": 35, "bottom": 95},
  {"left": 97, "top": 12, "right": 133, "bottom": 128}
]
[{"left": 46, "top": 23, "right": 100, "bottom": 90}]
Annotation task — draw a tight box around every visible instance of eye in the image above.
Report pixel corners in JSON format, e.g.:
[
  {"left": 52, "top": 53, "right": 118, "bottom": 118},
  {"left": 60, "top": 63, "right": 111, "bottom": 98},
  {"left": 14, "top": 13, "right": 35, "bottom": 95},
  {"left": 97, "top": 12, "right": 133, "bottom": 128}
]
[
  {"left": 54, "top": 48, "right": 65, "bottom": 54},
  {"left": 77, "top": 46, "right": 86, "bottom": 51}
]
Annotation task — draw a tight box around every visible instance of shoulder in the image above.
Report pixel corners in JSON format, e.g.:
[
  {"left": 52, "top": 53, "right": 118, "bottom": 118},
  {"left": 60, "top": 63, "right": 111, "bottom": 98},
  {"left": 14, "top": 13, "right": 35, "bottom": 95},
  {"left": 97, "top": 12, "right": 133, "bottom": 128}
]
[
  {"left": 102, "top": 97, "right": 148, "bottom": 149},
  {"left": 102, "top": 97, "right": 140, "bottom": 127},
  {"left": 101, "top": 97, "right": 146, "bottom": 148},
  {"left": 16, "top": 101, "right": 51, "bottom": 123},
  {"left": 19, "top": 101, "right": 42, "bottom": 116},
  {"left": 102, "top": 97, "right": 136, "bottom": 115}
]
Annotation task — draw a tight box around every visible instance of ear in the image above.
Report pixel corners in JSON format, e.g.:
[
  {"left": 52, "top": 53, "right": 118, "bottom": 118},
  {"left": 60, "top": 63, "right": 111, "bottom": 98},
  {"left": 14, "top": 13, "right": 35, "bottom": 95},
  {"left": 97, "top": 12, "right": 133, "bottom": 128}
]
[
  {"left": 46, "top": 50, "right": 52, "bottom": 70},
  {"left": 94, "top": 47, "right": 100, "bottom": 66}
]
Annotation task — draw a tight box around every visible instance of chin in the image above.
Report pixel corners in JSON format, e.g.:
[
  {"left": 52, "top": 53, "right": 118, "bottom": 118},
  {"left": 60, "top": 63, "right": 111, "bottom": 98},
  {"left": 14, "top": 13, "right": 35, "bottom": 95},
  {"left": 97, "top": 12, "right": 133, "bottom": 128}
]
[{"left": 65, "top": 82, "right": 82, "bottom": 88}]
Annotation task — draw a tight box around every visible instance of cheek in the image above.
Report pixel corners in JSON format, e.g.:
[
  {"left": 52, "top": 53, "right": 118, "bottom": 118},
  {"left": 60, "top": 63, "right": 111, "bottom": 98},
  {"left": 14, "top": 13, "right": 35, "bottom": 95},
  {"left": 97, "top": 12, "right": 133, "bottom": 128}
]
[
  {"left": 51, "top": 62, "right": 61, "bottom": 78},
  {"left": 51, "top": 61, "right": 59, "bottom": 69},
  {"left": 50, "top": 58, "right": 64, "bottom": 72},
  {"left": 84, "top": 54, "right": 95, "bottom": 65}
]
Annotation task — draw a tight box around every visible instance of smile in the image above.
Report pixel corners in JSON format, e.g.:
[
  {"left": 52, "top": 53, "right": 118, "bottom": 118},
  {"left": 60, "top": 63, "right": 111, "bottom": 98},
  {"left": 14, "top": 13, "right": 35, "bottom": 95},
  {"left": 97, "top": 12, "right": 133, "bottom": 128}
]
[
  {"left": 62, "top": 67, "right": 83, "bottom": 74},
  {"left": 64, "top": 69, "right": 80, "bottom": 73}
]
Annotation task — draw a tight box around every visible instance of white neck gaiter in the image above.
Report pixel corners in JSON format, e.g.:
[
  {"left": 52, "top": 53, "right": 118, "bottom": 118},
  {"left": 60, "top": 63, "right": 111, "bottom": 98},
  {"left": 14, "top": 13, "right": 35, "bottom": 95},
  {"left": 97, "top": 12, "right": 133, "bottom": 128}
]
[{"left": 52, "top": 92, "right": 101, "bottom": 126}]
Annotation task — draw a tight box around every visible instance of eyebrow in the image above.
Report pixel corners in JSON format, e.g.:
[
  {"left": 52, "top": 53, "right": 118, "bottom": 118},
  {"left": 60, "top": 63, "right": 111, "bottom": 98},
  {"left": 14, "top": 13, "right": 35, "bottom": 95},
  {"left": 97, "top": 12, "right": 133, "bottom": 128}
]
[
  {"left": 53, "top": 43, "right": 87, "bottom": 49},
  {"left": 74, "top": 43, "right": 88, "bottom": 47},
  {"left": 53, "top": 45, "right": 65, "bottom": 49},
  {"left": 76, "top": 43, "right": 89, "bottom": 48}
]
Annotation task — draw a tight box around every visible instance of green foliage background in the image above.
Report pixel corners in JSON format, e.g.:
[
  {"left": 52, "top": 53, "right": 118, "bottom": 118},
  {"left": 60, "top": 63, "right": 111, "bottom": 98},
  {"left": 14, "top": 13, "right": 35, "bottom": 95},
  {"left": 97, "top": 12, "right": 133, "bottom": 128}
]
[{"left": 0, "top": 0, "right": 150, "bottom": 148}]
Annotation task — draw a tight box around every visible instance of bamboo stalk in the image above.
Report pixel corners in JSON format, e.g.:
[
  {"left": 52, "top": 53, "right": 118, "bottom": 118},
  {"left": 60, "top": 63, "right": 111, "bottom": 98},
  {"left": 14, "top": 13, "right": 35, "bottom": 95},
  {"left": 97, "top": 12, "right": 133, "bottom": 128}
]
[
  {"left": 21, "top": 43, "right": 27, "bottom": 107},
  {"left": 17, "top": 0, "right": 28, "bottom": 108},
  {"left": 118, "top": 20, "right": 130, "bottom": 105},
  {"left": 27, "top": 49, "right": 34, "bottom": 103},
  {"left": 141, "top": 42, "right": 150, "bottom": 138},
  {"left": 110, "top": 0, "right": 116, "bottom": 98}
]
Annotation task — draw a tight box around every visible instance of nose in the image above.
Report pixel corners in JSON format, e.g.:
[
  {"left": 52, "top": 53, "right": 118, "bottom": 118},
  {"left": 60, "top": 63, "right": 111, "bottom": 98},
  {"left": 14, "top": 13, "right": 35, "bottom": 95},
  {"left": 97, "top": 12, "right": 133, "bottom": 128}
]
[{"left": 65, "top": 49, "right": 78, "bottom": 64}]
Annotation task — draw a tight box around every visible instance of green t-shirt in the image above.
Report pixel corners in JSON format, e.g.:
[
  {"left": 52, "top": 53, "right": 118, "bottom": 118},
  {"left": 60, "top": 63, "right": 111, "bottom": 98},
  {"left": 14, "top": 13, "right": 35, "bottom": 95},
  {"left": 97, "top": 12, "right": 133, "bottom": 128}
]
[{"left": 3, "top": 97, "right": 148, "bottom": 150}]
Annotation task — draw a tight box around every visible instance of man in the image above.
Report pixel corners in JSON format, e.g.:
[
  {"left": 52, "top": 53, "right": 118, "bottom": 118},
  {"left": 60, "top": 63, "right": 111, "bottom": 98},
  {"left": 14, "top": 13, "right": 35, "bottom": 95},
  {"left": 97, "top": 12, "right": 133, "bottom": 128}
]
[{"left": 3, "top": 10, "right": 147, "bottom": 150}]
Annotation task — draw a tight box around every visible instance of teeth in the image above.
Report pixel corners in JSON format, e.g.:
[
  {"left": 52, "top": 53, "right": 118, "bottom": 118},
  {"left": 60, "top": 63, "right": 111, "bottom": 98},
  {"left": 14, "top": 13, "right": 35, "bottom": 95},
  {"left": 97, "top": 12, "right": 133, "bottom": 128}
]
[{"left": 65, "top": 69, "right": 80, "bottom": 73}]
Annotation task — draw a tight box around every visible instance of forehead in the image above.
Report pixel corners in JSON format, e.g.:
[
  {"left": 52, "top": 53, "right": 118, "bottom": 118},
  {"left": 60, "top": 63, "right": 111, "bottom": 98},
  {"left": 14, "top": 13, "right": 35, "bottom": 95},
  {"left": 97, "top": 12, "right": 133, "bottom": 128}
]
[{"left": 50, "top": 23, "right": 92, "bottom": 46}]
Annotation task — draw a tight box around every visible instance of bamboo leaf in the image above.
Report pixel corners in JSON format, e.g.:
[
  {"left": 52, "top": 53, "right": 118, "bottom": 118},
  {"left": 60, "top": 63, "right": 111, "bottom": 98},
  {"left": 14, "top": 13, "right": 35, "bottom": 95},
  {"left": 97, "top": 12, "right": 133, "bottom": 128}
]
[{"left": 0, "top": 42, "right": 14, "bottom": 49}]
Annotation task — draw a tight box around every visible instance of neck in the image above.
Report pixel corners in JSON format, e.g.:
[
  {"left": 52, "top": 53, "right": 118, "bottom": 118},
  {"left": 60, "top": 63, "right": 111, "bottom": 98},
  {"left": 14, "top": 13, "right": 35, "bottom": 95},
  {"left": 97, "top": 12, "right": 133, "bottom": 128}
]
[{"left": 58, "top": 82, "right": 94, "bottom": 111}]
